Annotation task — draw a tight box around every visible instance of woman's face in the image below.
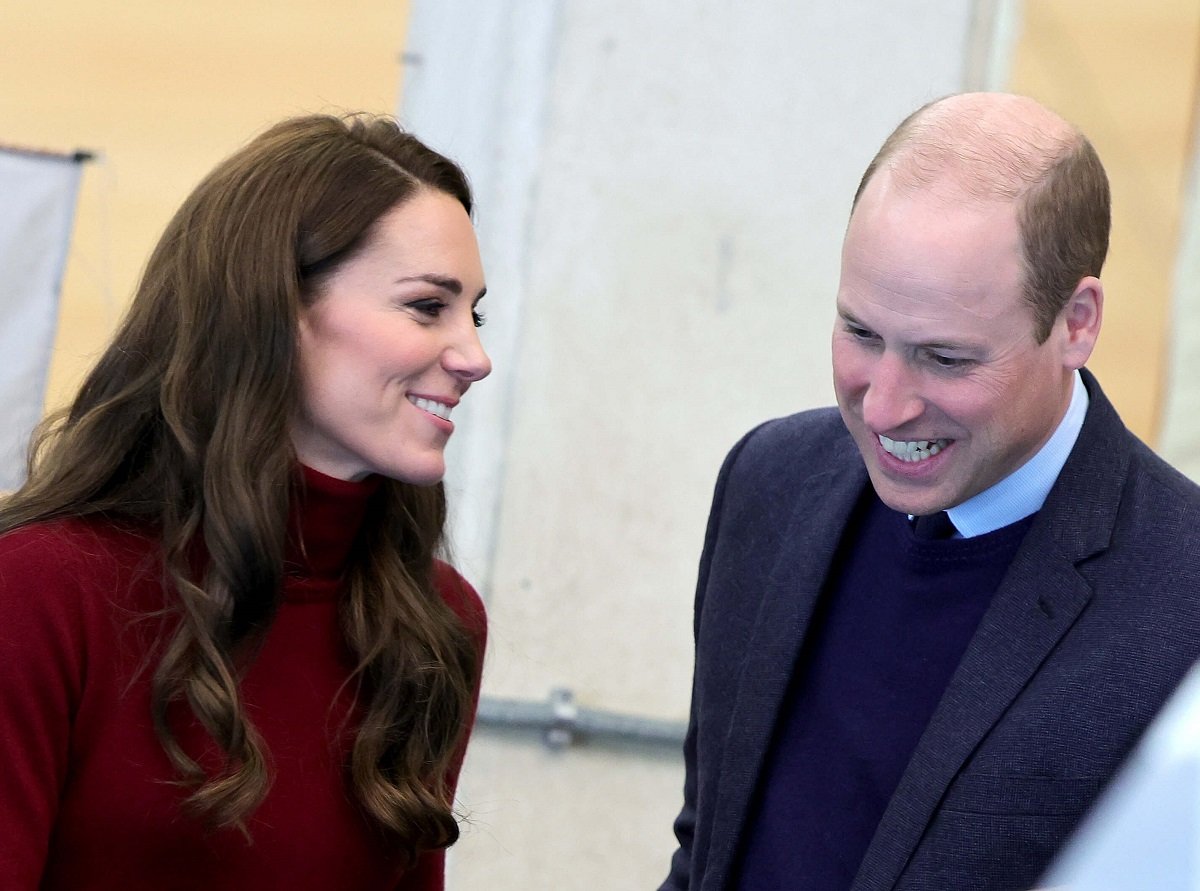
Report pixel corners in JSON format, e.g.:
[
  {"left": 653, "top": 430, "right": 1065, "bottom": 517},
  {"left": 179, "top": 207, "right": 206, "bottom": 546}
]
[{"left": 292, "top": 188, "right": 491, "bottom": 484}]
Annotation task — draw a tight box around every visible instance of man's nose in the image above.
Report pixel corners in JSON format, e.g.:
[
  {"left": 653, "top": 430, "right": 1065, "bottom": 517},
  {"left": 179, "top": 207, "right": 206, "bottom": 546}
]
[{"left": 861, "top": 354, "right": 924, "bottom": 432}]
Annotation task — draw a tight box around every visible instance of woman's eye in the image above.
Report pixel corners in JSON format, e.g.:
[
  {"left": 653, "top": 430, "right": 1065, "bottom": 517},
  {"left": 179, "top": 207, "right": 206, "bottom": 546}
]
[
  {"left": 408, "top": 299, "right": 447, "bottom": 317},
  {"left": 472, "top": 309, "right": 486, "bottom": 328}
]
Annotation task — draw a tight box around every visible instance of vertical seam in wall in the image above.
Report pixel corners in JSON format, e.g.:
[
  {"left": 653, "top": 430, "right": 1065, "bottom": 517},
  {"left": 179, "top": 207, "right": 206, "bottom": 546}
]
[
  {"left": 1157, "top": 33, "right": 1200, "bottom": 472},
  {"left": 481, "top": 0, "right": 567, "bottom": 600},
  {"left": 962, "top": 0, "right": 1022, "bottom": 92}
]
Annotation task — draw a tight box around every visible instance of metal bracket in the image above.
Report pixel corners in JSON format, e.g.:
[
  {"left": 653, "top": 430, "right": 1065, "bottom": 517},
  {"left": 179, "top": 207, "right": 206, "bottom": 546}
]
[{"left": 476, "top": 688, "right": 687, "bottom": 752}]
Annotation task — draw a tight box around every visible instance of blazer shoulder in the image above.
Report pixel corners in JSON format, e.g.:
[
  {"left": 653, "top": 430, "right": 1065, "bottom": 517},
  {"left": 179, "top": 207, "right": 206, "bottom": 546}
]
[
  {"left": 705, "top": 410, "right": 859, "bottom": 533},
  {"left": 1048, "top": 375, "right": 1200, "bottom": 559},
  {"left": 1127, "top": 436, "right": 1200, "bottom": 508},
  {"left": 1115, "top": 438, "right": 1200, "bottom": 564},
  {"left": 727, "top": 406, "right": 848, "bottom": 467}
]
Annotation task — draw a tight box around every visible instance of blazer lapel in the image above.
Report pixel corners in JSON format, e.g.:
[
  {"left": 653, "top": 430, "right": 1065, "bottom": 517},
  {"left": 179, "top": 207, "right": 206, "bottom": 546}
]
[
  {"left": 851, "top": 534, "right": 1093, "bottom": 891},
  {"left": 852, "top": 369, "right": 1127, "bottom": 891},
  {"left": 703, "top": 458, "right": 868, "bottom": 890}
]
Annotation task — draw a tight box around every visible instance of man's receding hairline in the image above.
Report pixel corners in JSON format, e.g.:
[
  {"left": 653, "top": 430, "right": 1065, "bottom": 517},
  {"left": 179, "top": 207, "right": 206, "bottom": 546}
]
[{"left": 862, "top": 93, "right": 1084, "bottom": 210}]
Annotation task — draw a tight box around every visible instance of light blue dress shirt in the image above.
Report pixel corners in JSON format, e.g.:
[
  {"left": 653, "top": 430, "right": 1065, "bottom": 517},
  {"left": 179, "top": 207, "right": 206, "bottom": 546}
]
[{"left": 937, "top": 370, "right": 1088, "bottom": 538}]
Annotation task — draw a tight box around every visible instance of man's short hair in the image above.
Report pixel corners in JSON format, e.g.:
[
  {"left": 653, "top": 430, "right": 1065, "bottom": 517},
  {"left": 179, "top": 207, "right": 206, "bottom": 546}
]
[{"left": 851, "top": 96, "right": 1111, "bottom": 343}]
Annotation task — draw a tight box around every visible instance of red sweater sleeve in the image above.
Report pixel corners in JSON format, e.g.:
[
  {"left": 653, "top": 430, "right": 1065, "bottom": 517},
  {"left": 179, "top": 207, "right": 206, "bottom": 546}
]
[
  {"left": 432, "top": 559, "right": 487, "bottom": 785},
  {"left": 433, "top": 560, "right": 487, "bottom": 665},
  {"left": 399, "top": 563, "right": 487, "bottom": 891},
  {"left": 0, "top": 524, "right": 104, "bottom": 888}
]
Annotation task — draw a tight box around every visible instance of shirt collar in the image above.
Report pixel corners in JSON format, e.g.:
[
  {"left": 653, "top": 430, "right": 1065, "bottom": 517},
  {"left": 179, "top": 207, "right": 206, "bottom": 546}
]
[{"left": 945, "top": 370, "right": 1088, "bottom": 538}]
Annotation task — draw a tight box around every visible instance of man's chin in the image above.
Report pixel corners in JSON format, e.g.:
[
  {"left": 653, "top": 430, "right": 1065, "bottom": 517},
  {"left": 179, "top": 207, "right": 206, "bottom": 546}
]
[{"left": 866, "top": 471, "right": 955, "bottom": 517}]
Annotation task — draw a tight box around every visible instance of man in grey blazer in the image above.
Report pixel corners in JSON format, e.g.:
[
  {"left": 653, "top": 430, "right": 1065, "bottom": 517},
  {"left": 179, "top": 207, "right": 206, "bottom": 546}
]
[{"left": 662, "top": 92, "right": 1200, "bottom": 890}]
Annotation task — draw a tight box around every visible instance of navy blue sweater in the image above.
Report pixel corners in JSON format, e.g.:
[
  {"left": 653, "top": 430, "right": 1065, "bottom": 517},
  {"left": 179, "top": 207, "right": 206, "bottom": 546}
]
[{"left": 735, "top": 490, "right": 1034, "bottom": 889}]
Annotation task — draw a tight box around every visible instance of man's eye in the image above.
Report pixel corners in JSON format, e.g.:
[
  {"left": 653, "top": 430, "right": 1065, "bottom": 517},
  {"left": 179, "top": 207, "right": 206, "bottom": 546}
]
[
  {"left": 846, "top": 324, "right": 876, "bottom": 341},
  {"left": 930, "top": 353, "right": 968, "bottom": 369}
]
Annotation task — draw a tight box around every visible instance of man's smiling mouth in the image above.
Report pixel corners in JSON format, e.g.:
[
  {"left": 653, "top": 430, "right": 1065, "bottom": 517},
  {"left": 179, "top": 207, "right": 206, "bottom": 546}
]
[{"left": 878, "top": 435, "right": 951, "bottom": 463}]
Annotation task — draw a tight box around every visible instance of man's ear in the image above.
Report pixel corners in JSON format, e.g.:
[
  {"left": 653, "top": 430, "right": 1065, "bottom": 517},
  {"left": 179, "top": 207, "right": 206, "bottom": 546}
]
[{"left": 1060, "top": 275, "right": 1103, "bottom": 370}]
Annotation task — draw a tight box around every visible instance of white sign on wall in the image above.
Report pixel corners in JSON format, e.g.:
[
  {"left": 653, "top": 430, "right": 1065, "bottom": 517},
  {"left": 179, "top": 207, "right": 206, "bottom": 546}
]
[{"left": 0, "top": 147, "right": 84, "bottom": 491}]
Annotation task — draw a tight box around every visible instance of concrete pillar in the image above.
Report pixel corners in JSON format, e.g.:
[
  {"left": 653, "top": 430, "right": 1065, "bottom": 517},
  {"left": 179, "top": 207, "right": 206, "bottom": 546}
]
[{"left": 402, "top": 3, "right": 988, "bottom": 886}]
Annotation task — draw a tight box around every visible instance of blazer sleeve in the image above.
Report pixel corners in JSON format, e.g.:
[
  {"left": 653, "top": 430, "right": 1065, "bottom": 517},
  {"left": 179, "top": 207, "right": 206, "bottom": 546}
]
[{"left": 660, "top": 430, "right": 756, "bottom": 890}]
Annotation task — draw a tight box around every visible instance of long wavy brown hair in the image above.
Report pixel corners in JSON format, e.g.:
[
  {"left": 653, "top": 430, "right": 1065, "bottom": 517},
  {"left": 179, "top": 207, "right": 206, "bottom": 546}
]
[{"left": 0, "top": 114, "right": 480, "bottom": 861}]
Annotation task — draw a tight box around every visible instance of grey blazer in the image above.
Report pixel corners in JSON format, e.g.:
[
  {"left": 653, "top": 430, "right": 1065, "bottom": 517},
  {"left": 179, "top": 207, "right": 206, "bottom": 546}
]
[{"left": 663, "top": 369, "right": 1200, "bottom": 891}]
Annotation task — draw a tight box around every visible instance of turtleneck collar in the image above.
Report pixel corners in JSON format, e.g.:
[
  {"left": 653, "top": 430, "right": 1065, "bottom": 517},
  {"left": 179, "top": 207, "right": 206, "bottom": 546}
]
[{"left": 283, "top": 464, "right": 382, "bottom": 601}]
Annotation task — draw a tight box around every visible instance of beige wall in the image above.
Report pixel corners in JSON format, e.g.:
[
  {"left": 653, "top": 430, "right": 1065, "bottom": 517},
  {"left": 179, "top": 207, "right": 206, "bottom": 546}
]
[
  {"left": 0, "top": 0, "right": 409, "bottom": 413},
  {"left": 15, "top": 1, "right": 1192, "bottom": 440},
  {"left": 1009, "top": 1, "right": 1200, "bottom": 443}
]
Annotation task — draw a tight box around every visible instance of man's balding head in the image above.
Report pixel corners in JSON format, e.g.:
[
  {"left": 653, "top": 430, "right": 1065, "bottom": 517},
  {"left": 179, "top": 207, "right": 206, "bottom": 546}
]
[{"left": 851, "top": 93, "right": 1110, "bottom": 342}]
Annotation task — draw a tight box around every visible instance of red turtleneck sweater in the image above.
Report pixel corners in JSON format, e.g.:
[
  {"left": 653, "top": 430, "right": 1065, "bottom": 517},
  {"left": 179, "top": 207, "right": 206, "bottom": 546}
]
[{"left": 0, "top": 467, "right": 485, "bottom": 890}]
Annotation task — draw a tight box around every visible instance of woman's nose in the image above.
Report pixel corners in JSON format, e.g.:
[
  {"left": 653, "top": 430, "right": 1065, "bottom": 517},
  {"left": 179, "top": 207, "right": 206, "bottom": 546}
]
[{"left": 444, "top": 325, "right": 492, "bottom": 383}]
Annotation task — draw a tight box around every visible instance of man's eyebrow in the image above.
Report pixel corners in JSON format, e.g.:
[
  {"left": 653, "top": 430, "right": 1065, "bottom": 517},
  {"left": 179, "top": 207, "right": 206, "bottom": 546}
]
[
  {"left": 836, "top": 306, "right": 866, "bottom": 326},
  {"left": 919, "top": 339, "right": 975, "bottom": 352},
  {"left": 837, "top": 306, "right": 977, "bottom": 352}
]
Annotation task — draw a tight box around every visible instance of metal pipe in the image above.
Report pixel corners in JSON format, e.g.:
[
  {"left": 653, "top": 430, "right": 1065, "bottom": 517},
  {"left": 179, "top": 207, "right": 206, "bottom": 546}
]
[{"left": 476, "top": 688, "right": 687, "bottom": 751}]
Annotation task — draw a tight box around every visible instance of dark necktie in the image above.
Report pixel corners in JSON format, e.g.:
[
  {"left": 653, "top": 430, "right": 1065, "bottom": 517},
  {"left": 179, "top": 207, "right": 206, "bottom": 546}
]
[{"left": 913, "top": 510, "right": 957, "bottom": 540}]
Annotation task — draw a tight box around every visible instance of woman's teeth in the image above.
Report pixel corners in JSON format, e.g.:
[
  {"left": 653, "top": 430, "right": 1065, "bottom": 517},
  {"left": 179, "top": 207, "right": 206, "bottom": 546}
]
[{"left": 410, "top": 396, "right": 452, "bottom": 420}]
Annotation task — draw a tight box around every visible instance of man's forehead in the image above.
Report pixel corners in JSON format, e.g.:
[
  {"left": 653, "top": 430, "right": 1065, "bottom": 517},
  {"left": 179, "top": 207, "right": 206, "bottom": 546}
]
[
  {"left": 855, "top": 165, "right": 1023, "bottom": 221},
  {"left": 836, "top": 197, "right": 1039, "bottom": 344},
  {"left": 838, "top": 292, "right": 996, "bottom": 338}
]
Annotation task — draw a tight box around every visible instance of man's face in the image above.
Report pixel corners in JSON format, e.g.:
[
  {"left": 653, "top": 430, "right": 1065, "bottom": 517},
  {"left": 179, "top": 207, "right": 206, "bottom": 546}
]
[{"left": 831, "top": 174, "right": 1076, "bottom": 516}]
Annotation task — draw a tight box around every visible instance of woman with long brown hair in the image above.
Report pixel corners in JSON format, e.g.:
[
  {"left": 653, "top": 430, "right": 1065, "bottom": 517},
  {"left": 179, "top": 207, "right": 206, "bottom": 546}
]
[{"left": 0, "top": 114, "right": 490, "bottom": 889}]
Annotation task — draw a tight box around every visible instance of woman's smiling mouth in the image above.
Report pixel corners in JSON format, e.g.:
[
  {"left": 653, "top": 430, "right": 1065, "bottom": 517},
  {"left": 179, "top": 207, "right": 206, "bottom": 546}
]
[{"left": 408, "top": 395, "right": 454, "bottom": 421}]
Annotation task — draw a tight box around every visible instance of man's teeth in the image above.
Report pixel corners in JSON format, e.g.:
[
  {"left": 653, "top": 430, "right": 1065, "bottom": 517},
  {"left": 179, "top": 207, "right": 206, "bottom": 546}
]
[
  {"left": 410, "top": 396, "right": 452, "bottom": 421},
  {"left": 878, "top": 435, "right": 949, "bottom": 463}
]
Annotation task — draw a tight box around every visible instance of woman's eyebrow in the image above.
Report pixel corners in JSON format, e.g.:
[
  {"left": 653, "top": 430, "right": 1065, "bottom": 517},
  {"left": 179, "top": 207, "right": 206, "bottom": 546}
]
[{"left": 395, "top": 273, "right": 462, "bottom": 294}]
